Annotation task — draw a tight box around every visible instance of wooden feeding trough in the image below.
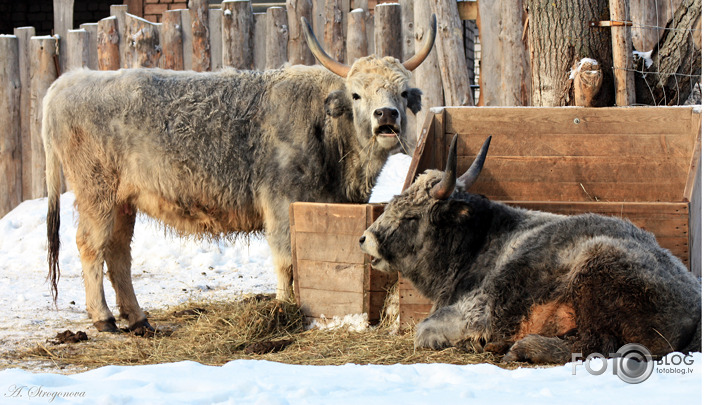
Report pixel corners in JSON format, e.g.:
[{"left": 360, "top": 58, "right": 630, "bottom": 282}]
[
  {"left": 289, "top": 203, "right": 396, "bottom": 324},
  {"left": 289, "top": 106, "right": 701, "bottom": 329},
  {"left": 399, "top": 106, "right": 702, "bottom": 328}
]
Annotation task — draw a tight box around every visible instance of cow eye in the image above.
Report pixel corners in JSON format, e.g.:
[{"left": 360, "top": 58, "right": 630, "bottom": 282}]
[{"left": 352, "top": 93, "right": 361, "bottom": 100}]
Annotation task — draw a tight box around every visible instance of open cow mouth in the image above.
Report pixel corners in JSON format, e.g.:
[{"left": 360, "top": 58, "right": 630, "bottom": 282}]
[{"left": 375, "top": 125, "right": 400, "bottom": 137}]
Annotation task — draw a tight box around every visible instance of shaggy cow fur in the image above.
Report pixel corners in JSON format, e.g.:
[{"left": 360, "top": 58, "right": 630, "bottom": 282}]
[
  {"left": 43, "top": 24, "right": 434, "bottom": 332},
  {"left": 360, "top": 135, "right": 701, "bottom": 363}
]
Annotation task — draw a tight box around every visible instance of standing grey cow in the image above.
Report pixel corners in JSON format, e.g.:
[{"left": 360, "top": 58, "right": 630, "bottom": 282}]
[
  {"left": 360, "top": 135, "right": 701, "bottom": 363},
  {"left": 43, "top": 17, "right": 436, "bottom": 333}
]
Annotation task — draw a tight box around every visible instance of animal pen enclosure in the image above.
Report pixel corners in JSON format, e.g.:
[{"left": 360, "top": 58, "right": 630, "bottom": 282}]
[{"left": 0, "top": 0, "right": 482, "bottom": 218}]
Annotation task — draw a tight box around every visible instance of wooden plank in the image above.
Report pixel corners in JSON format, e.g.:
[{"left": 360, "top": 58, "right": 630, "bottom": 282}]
[
  {"left": 403, "top": 109, "right": 436, "bottom": 191},
  {"left": 444, "top": 106, "right": 695, "bottom": 136},
  {"left": 294, "top": 260, "right": 365, "bottom": 292},
  {"left": 13, "top": 27, "right": 34, "bottom": 201},
  {"left": 686, "top": 116, "right": 701, "bottom": 276},
  {"left": 209, "top": 8, "right": 223, "bottom": 70},
  {"left": 79, "top": 23, "right": 99, "bottom": 70},
  {"left": 295, "top": 232, "right": 364, "bottom": 263},
  {"left": 457, "top": 156, "right": 689, "bottom": 185},
  {"left": 291, "top": 202, "right": 368, "bottom": 235},
  {"left": 66, "top": 29, "right": 89, "bottom": 70},
  {"left": 471, "top": 180, "right": 686, "bottom": 203},
  {"left": 456, "top": 132, "right": 695, "bottom": 159},
  {"left": 0, "top": 35, "right": 22, "bottom": 217},
  {"left": 298, "top": 288, "right": 364, "bottom": 317}
]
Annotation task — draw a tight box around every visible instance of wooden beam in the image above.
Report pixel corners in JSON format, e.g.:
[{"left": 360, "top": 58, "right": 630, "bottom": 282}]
[
  {"left": 13, "top": 26, "right": 34, "bottom": 201},
  {"left": 609, "top": 0, "right": 636, "bottom": 105},
  {"left": 0, "top": 36, "right": 22, "bottom": 217}
]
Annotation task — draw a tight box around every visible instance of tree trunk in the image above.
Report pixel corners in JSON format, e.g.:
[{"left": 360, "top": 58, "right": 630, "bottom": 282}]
[
  {"left": 636, "top": 0, "right": 701, "bottom": 106},
  {"left": 525, "top": 0, "right": 613, "bottom": 106}
]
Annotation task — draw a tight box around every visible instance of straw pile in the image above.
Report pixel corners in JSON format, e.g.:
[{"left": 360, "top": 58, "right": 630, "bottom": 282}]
[{"left": 17, "top": 295, "right": 537, "bottom": 371}]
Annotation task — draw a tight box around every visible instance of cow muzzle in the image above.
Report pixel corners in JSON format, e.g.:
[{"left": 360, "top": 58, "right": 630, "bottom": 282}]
[
  {"left": 372, "top": 107, "right": 401, "bottom": 148},
  {"left": 359, "top": 231, "right": 389, "bottom": 272}
]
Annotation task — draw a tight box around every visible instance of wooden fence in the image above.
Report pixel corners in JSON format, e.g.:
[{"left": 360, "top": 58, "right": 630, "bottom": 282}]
[{"left": 0, "top": 0, "right": 478, "bottom": 218}]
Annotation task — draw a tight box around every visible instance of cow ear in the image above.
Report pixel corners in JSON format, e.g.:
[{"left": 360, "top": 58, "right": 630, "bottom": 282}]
[
  {"left": 430, "top": 200, "right": 473, "bottom": 226},
  {"left": 325, "top": 90, "right": 351, "bottom": 118},
  {"left": 405, "top": 88, "right": 422, "bottom": 114}
]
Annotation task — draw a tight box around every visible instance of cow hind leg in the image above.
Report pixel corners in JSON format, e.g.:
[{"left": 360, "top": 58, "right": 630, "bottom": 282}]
[
  {"left": 76, "top": 210, "right": 118, "bottom": 332},
  {"left": 104, "top": 204, "right": 152, "bottom": 332},
  {"left": 503, "top": 334, "right": 573, "bottom": 364}
]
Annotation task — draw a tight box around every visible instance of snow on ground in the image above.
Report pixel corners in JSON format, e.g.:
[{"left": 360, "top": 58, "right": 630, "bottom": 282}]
[{"left": 0, "top": 153, "right": 703, "bottom": 403}]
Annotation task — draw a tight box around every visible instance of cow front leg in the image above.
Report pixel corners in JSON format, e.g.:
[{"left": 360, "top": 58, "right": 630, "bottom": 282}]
[
  {"left": 260, "top": 196, "right": 294, "bottom": 302},
  {"left": 105, "top": 205, "right": 151, "bottom": 332},
  {"left": 415, "top": 305, "right": 468, "bottom": 349},
  {"left": 76, "top": 219, "right": 118, "bottom": 333}
]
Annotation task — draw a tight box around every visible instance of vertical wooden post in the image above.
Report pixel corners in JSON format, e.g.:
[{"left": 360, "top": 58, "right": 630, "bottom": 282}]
[
  {"left": 29, "top": 36, "right": 59, "bottom": 198},
  {"left": 80, "top": 23, "right": 99, "bottom": 70},
  {"left": 66, "top": 29, "right": 89, "bottom": 70},
  {"left": 401, "top": 0, "right": 415, "bottom": 61},
  {"left": 161, "top": 10, "right": 184, "bottom": 70},
  {"left": 0, "top": 36, "right": 22, "bottom": 217},
  {"left": 430, "top": 0, "right": 474, "bottom": 106},
  {"left": 609, "top": 0, "right": 635, "bottom": 106},
  {"left": 123, "top": 14, "right": 161, "bottom": 68},
  {"left": 287, "top": 0, "right": 314, "bottom": 66},
  {"left": 110, "top": 5, "right": 128, "bottom": 68},
  {"left": 97, "top": 16, "right": 120, "bottom": 70},
  {"left": 222, "top": 0, "right": 254, "bottom": 70},
  {"left": 266, "top": 7, "right": 289, "bottom": 69},
  {"left": 324, "top": 0, "right": 345, "bottom": 63},
  {"left": 189, "top": 0, "right": 211, "bottom": 72},
  {"left": 13, "top": 27, "right": 34, "bottom": 201},
  {"left": 53, "top": 0, "right": 74, "bottom": 74},
  {"left": 253, "top": 13, "right": 267, "bottom": 70},
  {"left": 374, "top": 3, "right": 401, "bottom": 59},
  {"left": 413, "top": 1, "right": 443, "bottom": 152},
  {"left": 180, "top": 9, "right": 193, "bottom": 70},
  {"left": 347, "top": 9, "right": 368, "bottom": 65},
  {"left": 209, "top": 8, "right": 223, "bottom": 70},
  {"left": 312, "top": 0, "right": 326, "bottom": 49}
]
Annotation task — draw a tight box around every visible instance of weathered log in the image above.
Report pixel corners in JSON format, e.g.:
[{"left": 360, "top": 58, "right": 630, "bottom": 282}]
[
  {"left": 374, "top": 3, "right": 401, "bottom": 60},
  {"left": 347, "top": 9, "right": 368, "bottom": 65},
  {"left": 253, "top": 13, "right": 267, "bottom": 70},
  {"left": 287, "top": 0, "right": 315, "bottom": 66},
  {"left": 53, "top": 0, "right": 74, "bottom": 74},
  {"left": 209, "top": 8, "right": 223, "bottom": 70},
  {"left": 401, "top": 0, "right": 415, "bottom": 61},
  {"left": 324, "top": 0, "right": 346, "bottom": 63},
  {"left": 123, "top": 14, "right": 161, "bottom": 69},
  {"left": 0, "top": 35, "right": 22, "bottom": 217},
  {"left": 572, "top": 59, "right": 603, "bottom": 107},
  {"left": 222, "top": 0, "right": 254, "bottom": 69},
  {"left": 609, "top": 0, "right": 635, "bottom": 106},
  {"left": 429, "top": 0, "right": 473, "bottom": 106},
  {"left": 66, "top": 29, "right": 89, "bottom": 70},
  {"left": 266, "top": 7, "right": 289, "bottom": 69},
  {"left": 110, "top": 5, "right": 128, "bottom": 68},
  {"left": 97, "top": 16, "right": 120, "bottom": 71},
  {"left": 79, "top": 23, "right": 99, "bottom": 70},
  {"left": 161, "top": 10, "right": 184, "bottom": 70},
  {"left": 13, "top": 26, "right": 34, "bottom": 201},
  {"left": 189, "top": 0, "right": 211, "bottom": 72},
  {"left": 29, "top": 36, "right": 59, "bottom": 198}
]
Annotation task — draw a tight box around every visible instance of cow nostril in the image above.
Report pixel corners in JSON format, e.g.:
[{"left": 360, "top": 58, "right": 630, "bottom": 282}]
[
  {"left": 390, "top": 109, "right": 399, "bottom": 118},
  {"left": 374, "top": 109, "right": 383, "bottom": 118},
  {"left": 359, "top": 235, "right": 366, "bottom": 244}
]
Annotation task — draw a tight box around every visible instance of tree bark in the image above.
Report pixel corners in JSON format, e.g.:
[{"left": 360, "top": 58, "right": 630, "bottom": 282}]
[
  {"left": 525, "top": 0, "right": 613, "bottom": 106},
  {"left": 189, "top": 0, "right": 211, "bottom": 72},
  {"left": 636, "top": 0, "right": 701, "bottom": 105}
]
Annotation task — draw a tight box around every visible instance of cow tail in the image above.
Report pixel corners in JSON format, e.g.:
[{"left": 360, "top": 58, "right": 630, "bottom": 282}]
[{"left": 44, "top": 106, "right": 61, "bottom": 305}]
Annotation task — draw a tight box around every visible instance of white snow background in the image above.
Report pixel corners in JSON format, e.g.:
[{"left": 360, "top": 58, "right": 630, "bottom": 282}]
[{"left": 0, "top": 153, "right": 703, "bottom": 404}]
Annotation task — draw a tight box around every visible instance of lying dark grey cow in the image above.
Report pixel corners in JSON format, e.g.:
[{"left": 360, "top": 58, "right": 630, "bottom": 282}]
[
  {"left": 360, "top": 135, "right": 701, "bottom": 363},
  {"left": 43, "top": 17, "right": 436, "bottom": 332}
]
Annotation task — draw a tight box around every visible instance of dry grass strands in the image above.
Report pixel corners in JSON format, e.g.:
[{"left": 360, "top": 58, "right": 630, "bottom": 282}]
[{"left": 16, "top": 296, "right": 542, "bottom": 371}]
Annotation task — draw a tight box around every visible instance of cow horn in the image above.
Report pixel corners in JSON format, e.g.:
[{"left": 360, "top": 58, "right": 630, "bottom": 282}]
[
  {"left": 301, "top": 17, "right": 351, "bottom": 78},
  {"left": 430, "top": 134, "right": 459, "bottom": 200},
  {"left": 458, "top": 136, "right": 492, "bottom": 190},
  {"left": 402, "top": 14, "right": 437, "bottom": 71}
]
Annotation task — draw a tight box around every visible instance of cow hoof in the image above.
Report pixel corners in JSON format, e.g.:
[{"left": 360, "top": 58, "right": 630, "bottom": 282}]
[
  {"left": 415, "top": 325, "right": 452, "bottom": 350},
  {"left": 129, "top": 319, "right": 155, "bottom": 333},
  {"left": 93, "top": 318, "right": 120, "bottom": 333}
]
